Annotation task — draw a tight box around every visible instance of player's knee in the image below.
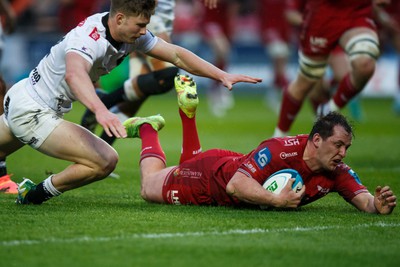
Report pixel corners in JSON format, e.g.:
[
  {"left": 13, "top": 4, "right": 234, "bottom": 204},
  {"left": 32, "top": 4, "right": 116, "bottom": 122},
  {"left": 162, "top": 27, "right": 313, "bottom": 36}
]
[
  {"left": 93, "top": 149, "right": 119, "bottom": 179},
  {"left": 353, "top": 56, "right": 376, "bottom": 78},
  {"left": 140, "top": 184, "right": 156, "bottom": 203}
]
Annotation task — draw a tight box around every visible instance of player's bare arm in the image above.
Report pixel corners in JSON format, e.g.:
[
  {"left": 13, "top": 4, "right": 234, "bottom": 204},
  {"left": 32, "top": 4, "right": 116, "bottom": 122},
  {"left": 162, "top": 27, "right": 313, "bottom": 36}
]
[
  {"left": 226, "top": 172, "right": 303, "bottom": 208},
  {"left": 65, "top": 53, "right": 127, "bottom": 138},
  {"left": 147, "top": 38, "right": 262, "bottom": 90}
]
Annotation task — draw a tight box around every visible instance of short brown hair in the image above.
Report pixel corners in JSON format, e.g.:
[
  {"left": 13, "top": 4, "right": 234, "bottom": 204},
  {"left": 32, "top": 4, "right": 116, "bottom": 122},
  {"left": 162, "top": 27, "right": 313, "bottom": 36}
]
[
  {"left": 308, "top": 112, "right": 354, "bottom": 140},
  {"left": 110, "top": 0, "right": 156, "bottom": 18}
]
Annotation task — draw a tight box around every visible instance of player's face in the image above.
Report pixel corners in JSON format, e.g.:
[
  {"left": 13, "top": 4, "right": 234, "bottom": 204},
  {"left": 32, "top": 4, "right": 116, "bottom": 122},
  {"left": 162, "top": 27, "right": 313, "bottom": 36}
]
[
  {"left": 116, "top": 14, "right": 150, "bottom": 43},
  {"left": 317, "top": 125, "right": 352, "bottom": 171}
]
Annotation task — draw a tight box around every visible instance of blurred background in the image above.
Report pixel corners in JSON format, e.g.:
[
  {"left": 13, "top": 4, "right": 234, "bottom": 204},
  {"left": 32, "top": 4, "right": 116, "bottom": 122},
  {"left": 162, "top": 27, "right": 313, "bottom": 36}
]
[{"left": 1, "top": 0, "right": 399, "bottom": 117}]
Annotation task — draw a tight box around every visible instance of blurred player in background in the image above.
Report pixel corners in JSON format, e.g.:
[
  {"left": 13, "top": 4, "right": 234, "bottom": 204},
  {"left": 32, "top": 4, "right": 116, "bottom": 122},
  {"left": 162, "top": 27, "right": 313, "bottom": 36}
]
[
  {"left": 285, "top": 0, "right": 363, "bottom": 121},
  {"left": 273, "top": 0, "right": 389, "bottom": 137},
  {"left": 258, "top": 0, "right": 294, "bottom": 113},
  {"left": 199, "top": 0, "right": 237, "bottom": 117},
  {"left": 123, "top": 74, "right": 396, "bottom": 213},
  {"left": 0, "top": 0, "right": 32, "bottom": 194},
  {"left": 373, "top": 0, "right": 400, "bottom": 114}
]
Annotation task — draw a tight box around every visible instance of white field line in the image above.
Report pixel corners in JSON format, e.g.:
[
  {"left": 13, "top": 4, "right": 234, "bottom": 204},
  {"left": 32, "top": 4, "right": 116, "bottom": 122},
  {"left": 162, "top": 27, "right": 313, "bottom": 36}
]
[{"left": 1, "top": 222, "right": 399, "bottom": 247}]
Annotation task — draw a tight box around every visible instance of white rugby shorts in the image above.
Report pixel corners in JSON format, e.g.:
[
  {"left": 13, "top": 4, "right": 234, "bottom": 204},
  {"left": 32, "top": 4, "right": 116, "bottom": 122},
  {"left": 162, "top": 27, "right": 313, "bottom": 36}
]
[{"left": 3, "top": 78, "right": 63, "bottom": 149}]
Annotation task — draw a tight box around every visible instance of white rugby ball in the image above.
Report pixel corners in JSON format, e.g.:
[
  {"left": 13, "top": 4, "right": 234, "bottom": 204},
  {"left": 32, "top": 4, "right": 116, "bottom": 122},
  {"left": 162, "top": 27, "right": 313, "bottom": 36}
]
[{"left": 262, "top": 169, "right": 303, "bottom": 195}]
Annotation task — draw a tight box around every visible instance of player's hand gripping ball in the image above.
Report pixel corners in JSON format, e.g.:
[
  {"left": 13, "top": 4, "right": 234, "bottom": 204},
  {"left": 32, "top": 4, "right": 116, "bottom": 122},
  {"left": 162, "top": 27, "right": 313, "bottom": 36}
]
[{"left": 260, "top": 169, "right": 303, "bottom": 209}]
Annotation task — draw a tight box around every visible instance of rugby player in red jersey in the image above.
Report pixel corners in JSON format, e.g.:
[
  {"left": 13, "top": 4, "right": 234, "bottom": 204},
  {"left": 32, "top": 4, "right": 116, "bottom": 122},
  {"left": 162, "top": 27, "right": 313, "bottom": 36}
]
[
  {"left": 273, "top": 0, "right": 391, "bottom": 137},
  {"left": 124, "top": 75, "right": 396, "bottom": 214}
]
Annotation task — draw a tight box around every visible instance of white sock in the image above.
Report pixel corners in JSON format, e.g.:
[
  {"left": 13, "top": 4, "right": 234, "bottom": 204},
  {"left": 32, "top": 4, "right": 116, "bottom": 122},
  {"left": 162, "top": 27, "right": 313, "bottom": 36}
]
[
  {"left": 273, "top": 128, "right": 288, "bottom": 138},
  {"left": 43, "top": 175, "right": 62, "bottom": 196}
]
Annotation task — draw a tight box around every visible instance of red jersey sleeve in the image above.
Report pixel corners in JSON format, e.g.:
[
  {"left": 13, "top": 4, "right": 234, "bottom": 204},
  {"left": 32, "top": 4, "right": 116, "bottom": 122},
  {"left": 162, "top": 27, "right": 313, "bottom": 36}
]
[{"left": 332, "top": 163, "right": 369, "bottom": 202}]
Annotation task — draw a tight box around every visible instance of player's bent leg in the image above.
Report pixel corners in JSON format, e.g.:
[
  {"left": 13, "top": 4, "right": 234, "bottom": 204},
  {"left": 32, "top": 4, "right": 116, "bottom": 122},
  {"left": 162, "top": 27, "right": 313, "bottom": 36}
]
[{"left": 38, "top": 121, "right": 118, "bottom": 192}]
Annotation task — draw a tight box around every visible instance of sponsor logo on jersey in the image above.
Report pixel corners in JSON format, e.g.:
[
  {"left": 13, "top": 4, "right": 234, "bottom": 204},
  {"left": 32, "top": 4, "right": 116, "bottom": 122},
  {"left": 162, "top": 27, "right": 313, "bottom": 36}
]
[
  {"left": 310, "top": 36, "right": 327, "bottom": 48},
  {"left": 280, "top": 151, "right": 298, "bottom": 159},
  {"left": 178, "top": 168, "right": 202, "bottom": 179},
  {"left": 169, "top": 190, "right": 181, "bottom": 205},
  {"left": 283, "top": 138, "right": 300, "bottom": 146},
  {"left": 30, "top": 68, "right": 41, "bottom": 85},
  {"left": 254, "top": 147, "right": 271, "bottom": 169},
  {"left": 191, "top": 148, "right": 202, "bottom": 156},
  {"left": 317, "top": 185, "right": 330, "bottom": 195},
  {"left": 89, "top": 27, "right": 100, "bottom": 41},
  {"left": 243, "top": 162, "right": 256, "bottom": 173}
]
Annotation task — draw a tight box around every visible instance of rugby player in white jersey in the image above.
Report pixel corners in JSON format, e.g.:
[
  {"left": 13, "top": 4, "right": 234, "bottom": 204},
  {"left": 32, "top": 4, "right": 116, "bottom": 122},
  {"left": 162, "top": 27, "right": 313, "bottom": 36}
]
[{"left": 0, "top": 0, "right": 261, "bottom": 204}]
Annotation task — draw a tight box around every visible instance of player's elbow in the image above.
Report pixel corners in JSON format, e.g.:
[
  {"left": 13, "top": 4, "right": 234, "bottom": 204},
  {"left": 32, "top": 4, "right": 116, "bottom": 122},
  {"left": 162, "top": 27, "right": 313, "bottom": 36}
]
[
  {"left": 64, "top": 69, "right": 78, "bottom": 85},
  {"left": 226, "top": 180, "right": 239, "bottom": 197}
]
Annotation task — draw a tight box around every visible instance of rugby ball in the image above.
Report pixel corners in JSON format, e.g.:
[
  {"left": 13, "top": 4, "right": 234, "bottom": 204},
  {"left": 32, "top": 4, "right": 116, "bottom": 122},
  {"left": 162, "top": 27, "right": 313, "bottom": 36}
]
[{"left": 262, "top": 169, "right": 303, "bottom": 195}]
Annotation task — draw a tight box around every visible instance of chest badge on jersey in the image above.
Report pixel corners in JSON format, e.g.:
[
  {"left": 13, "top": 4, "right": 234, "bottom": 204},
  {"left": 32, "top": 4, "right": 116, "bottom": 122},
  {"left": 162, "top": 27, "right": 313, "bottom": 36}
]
[{"left": 89, "top": 27, "right": 100, "bottom": 41}]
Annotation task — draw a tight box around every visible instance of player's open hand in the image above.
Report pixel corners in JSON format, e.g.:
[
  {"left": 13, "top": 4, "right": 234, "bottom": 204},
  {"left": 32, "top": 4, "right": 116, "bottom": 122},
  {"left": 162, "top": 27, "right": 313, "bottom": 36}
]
[
  {"left": 374, "top": 185, "right": 397, "bottom": 214},
  {"left": 96, "top": 110, "right": 127, "bottom": 138},
  {"left": 221, "top": 73, "right": 262, "bottom": 90}
]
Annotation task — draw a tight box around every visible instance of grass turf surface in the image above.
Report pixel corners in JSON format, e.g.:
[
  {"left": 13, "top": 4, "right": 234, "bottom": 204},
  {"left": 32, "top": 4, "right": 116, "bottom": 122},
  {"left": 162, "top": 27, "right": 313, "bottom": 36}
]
[{"left": 1, "top": 92, "right": 399, "bottom": 267}]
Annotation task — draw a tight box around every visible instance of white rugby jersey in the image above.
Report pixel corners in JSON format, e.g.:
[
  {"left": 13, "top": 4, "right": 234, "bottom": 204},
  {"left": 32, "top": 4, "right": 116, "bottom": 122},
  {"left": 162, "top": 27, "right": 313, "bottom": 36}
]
[{"left": 28, "top": 12, "right": 158, "bottom": 113}]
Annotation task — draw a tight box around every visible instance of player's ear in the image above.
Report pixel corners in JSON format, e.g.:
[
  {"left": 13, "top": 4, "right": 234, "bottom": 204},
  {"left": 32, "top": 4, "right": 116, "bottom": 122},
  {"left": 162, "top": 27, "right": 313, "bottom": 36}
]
[
  {"left": 312, "top": 133, "right": 322, "bottom": 148},
  {"left": 115, "top": 13, "right": 125, "bottom": 26}
]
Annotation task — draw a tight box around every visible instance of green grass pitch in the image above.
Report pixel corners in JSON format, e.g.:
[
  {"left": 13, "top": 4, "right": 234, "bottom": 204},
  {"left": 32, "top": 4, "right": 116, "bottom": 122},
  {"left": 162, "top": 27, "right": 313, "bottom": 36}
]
[{"left": 1, "top": 91, "right": 399, "bottom": 267}]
